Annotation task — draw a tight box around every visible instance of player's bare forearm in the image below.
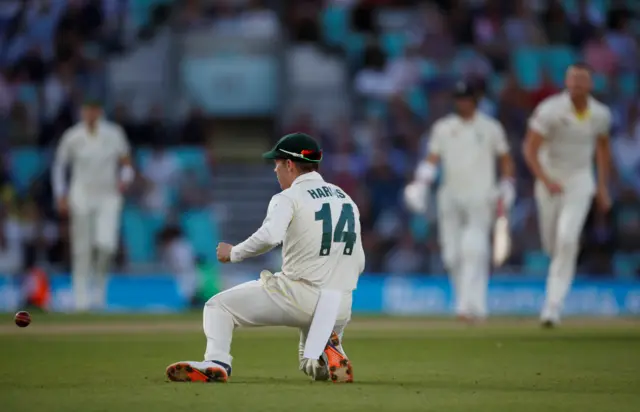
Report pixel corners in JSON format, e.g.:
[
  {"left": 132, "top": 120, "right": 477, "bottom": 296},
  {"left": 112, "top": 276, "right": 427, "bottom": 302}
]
[
  {"left": 522, "top": 129, "right": 548, "bottom": 183},
  {"left": 498, "top": 153, "right": 515, "bottom": 180},
  {"left": 595, "top": 136, "right": 611, "bottom": 192}
]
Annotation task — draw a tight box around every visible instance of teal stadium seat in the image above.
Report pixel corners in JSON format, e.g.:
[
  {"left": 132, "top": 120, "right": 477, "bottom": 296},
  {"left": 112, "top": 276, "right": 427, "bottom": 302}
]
[
  {"left": 419, "top": 60, "right": 438, "bottom": 80},
  {"left": 364, "top": 99, "right": 388, "bottom": 118},
  {"left": 381, "top": 32, "right": 406, "bottom": 59},
  {"left": 544, "top": 46, "right": 577, "bottom": 87},
  {"left": 122, "top": 207, "right": 166, "bottom": 263},
  {"left": 130, "top": 0, "right": 173, "bottom": 29},
  {"left": 174, "top": 147, "right": 206, "bottom": 170},
  {"left": 613, "top": 253, "right": 637, "bottom": 279},
  {"left": 10, "top": 148, "right": 43, "bottom": 192},
  {"left": 345, "top": 33, "right": 366, "bottom": 65},
  {"left": 591, "top": 72, "right": 608, "bottom": 94},
  {"left": 405, "top": 87, "right": 428, "bottom": 118},
  {"left": 618, "top": 73, "right": 638, "bottom": 98},
  {"left": 512, "top": 48, "right": 542, "bottom": 90},
  {"left": 409, "top": 215, "right": 429, "bottom": 242},
  {"left": 321, "top": 6, "right": 349, "bottom": 46},
  {"left": 180, "top": 210, "right": 219, "bottom": 263},
  {"left": 524, "top": 250, "right": 550, "bottom": 276}
]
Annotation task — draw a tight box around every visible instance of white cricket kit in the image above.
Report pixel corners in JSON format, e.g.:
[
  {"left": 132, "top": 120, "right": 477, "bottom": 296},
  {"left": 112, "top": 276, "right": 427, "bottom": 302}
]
[
  {"left": 528, "top": 92, "right": 611, "bottom": 322},
  {"left": 203, "top": 172, "right": 365, "bottom": 368},
  {"left": 53, "top": 120, "right": 130, "bottom": 311},
  {"left": 429, "top": 112, "right": 509, "bottom": 318}
]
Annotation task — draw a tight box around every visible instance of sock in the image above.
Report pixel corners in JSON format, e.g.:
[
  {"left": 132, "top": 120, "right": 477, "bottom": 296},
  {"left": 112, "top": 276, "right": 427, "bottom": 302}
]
[{"left": 203, "top": 298, "right": 235, "bottom": 366}]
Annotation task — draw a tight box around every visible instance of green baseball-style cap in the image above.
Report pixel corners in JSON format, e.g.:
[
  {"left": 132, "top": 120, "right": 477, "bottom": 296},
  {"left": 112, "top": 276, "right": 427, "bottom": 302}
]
[{"left": 262, "top": 132, "right": 323, "bottom": 163}]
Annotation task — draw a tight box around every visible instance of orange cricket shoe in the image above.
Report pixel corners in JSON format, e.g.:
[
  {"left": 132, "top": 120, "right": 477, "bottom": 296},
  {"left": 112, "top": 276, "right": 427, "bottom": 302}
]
[
  {"left": 324, "top": 331, "right": 353, "bottom": 383},
  {"left": 166, "top": 361, "right": 230, "bottom": 383}
]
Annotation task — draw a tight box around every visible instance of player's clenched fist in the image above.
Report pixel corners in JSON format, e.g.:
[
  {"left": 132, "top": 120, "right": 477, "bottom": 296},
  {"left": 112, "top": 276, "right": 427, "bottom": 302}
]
[{"left": 216, "top": 242, "right": 233, "bottom": 263}]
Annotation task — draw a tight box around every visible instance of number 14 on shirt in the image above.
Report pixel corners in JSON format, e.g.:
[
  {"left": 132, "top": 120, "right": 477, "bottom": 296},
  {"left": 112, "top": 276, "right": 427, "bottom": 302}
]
[{"left": 315, "top": 203, "right": 356, "bottom": 256}]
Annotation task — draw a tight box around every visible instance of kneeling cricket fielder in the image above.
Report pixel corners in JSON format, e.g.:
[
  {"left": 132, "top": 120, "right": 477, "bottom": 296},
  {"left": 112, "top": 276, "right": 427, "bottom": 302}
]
[
  {"left": 166, "top": 133, "right": 365, "bottom": 383},
  {"left": 404, "top": 81, "right": 515, "bottom": 321},
  {"left": 52, "top": 99, "right": 134, "bottom": 312},
  {"left": 523, "top": 63, "right": 612, "bottom": 327}
]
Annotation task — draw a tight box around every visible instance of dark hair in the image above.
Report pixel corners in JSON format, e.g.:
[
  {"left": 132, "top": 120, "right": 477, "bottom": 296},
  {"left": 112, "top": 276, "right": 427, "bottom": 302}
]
[{"left": 295, "top": 162, "right": 319, "bottom": 173}]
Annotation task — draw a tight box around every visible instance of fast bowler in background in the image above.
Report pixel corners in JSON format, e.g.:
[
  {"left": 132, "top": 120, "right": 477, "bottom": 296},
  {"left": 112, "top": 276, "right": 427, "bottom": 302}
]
[
  {"left": 166, "top": 133, "right": 365, "bottom": 383},
  {"left": 523, "top": 63, "right": 612, "bottom": 327},
  {"left": 52, "top": 99, "right": 134, "bottom": 312},
  {"left": 404, "top": 81, "right": 515, "bottom": 322}
]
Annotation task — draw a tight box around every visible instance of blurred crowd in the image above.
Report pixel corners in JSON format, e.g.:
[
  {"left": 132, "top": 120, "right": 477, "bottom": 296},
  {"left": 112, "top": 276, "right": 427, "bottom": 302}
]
[
  {"left": 1, "top": 0, "right": 640, "bottom": 278},
  {"left": 285, "top": 0, "right": 640, "bottom": 275}
]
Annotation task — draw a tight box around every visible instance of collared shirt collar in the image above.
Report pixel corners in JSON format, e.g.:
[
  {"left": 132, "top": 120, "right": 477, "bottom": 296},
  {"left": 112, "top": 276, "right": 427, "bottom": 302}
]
[{"left": 291, "top": 171, "right": 324, "bottom": 187}]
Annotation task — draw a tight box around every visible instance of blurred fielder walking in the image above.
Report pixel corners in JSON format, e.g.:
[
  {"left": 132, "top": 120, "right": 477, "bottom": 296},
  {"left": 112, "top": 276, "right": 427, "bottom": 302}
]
[
  {"left": 404, "top": 81, "right": 515, "bottom": 322},
  {"left": 52, "top": 100, "right": 134, "bottom": 312},
  {"left": 523, "top": 63, "right": 612, "bottom": 327},
  {"left": 166, "top": 133, "right": 365, "bottom": 383}
]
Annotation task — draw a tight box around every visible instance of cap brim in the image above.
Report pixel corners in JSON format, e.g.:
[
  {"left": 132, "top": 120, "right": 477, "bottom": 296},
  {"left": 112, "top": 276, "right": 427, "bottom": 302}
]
[{"left": 262, "top": 150, "right": 281, "bottom": 160}]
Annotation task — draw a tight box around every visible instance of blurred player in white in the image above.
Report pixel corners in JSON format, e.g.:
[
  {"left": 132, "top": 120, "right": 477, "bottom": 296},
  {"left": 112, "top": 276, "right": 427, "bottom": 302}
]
[
  {"left": 404, "top": 81, "right": 515, "bottom": 322},
  {"left": 523, "top": 63, "right": 612, "bottom": 327},
  {"left": 166, "top": 133, "right": 365, "bottom": 383},
  {"left": 52, "top": 100, "right": 134, "bottom": 312}
]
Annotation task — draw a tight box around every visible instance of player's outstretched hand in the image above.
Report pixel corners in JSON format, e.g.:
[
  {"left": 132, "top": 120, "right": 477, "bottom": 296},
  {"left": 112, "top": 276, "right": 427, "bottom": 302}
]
[
  {"left": 404, "top": 181, "right": 429, "bottom": 214},
  {"left": 216, "top": 242, "right": 233, "bottom": 263}
]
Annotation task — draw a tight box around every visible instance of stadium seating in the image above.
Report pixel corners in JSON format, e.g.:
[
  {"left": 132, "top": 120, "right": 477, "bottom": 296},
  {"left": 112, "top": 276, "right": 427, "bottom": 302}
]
[{"left": 9, "top": 148, "right": 44, "bottom": 192}]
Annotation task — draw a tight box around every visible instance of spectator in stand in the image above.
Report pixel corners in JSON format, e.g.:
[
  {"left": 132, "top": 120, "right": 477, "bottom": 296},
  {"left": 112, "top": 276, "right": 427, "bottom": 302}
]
[
  {"left": 543, "top": 0, "right": 572, "bottom": 45},
  {"left": 181, "top": 107, "right": 208, "bottom": 144},
  {"left": 605, "top": 9, "right": 638, "bottom": 73},
  {"left": 583, "top": 30, "right": 619, "bottom": 76}
]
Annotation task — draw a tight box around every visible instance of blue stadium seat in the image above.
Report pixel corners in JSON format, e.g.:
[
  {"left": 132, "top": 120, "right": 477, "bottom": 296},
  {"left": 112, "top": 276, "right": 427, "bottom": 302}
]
[
  {"left": 10, "top": 148, "right": 43, "bottom": 192},
  {"left": 180, "top": 210, "right": 219, "bottom": 263},
  {"left": 381, "top": 32, "right": 407, "bottom": 59},
  {"left": 524, "top": 250, "right": 550, "bottom": 276},
  {"left": 543, "top": 46, "right": 578, "bottom": 86},
  {"left": 512, "top": 48, "right": 542, "bottom": 90},
  {"left": 321, "top": 6, "right": 349, "bottom": 46}
]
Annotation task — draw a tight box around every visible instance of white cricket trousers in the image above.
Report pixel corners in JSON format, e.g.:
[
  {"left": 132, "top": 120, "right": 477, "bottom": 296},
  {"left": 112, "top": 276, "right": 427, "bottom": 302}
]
[
  {"left": 535, "top": 181, "right": 593, "bottom": 322},
  {"left": 203, "top": 271, "right": 352, "bottom": 369},
  {"left": 437, "top": 190, "right": 494, "bottom": 319},
  {"left": 70, "top": 196, "right": 122, "bottom": 312}
]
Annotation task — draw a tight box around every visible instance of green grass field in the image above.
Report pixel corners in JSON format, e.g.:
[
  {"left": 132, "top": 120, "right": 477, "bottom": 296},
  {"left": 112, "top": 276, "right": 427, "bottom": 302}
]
[{"left": 1, "top": 314, "right": 639, "bottom": 412}]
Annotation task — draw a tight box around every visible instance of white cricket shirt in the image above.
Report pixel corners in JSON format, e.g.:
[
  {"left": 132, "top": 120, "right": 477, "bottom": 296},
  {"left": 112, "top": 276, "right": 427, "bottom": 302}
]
[
  {"left": 428, "top": 112, "right": 509, "bottom": 198},
  {"left": 53, "top": 120, "right": 130, "bottom": 207},
  {"left": 231, "top": 172, "right": 365, "bottom": 292},
  {"left": 528, "top": 91, "right": 611, "bottom": 194}
]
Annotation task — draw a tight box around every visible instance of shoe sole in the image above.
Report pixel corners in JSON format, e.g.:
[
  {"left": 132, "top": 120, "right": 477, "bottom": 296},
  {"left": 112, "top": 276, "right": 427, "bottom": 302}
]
[
  {"left": 166, "top": 362, "right": 228, "bottom": 383},
  {"left": 324, "top": 331, "right": 353, "bottom": 383}
]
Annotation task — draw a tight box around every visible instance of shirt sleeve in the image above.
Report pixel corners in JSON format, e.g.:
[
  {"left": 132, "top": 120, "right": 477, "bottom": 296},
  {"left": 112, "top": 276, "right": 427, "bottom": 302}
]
[
  {"left": 493, "top": 122, "right": 510, "bottom": 155},
  {"left": 528, "top": 101, "right": 554, "bottom": 137},
  {"left": 230, "top": 194, "right": 295, "bottom": 263},
  {"left": 51, "top": 130, "right": 73, "bottom": 200},
  {"left": 427, "top": 121, "right": 445, "bottom": 155},
  {"left": 597, "top": 108, "right": 612, "bottom": 138},
  {"left": 115, "top": 125, "right": 131, "bottom": 156}
]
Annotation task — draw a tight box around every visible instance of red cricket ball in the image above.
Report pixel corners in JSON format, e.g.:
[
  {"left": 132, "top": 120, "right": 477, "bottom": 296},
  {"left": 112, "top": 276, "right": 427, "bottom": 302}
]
[{"left": 14, "top": 311, "right": 31, "bottom": 328}]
